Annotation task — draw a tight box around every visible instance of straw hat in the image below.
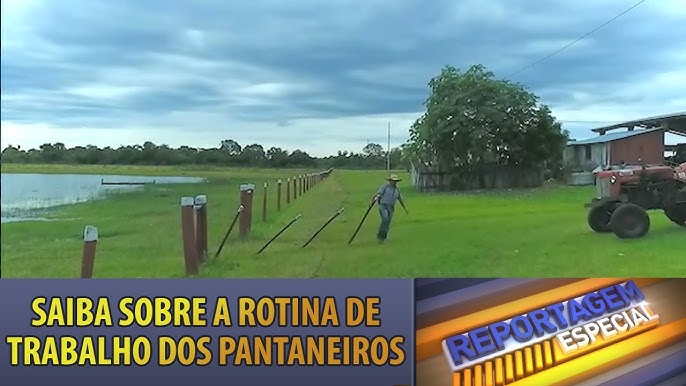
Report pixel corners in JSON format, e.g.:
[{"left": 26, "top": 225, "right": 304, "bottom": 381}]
[{"left": 386, "top": 174, "right": 403, "bottom": 182}]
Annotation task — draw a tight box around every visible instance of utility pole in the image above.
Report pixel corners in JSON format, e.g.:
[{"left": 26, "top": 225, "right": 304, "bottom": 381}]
[
  {"left": 386, "top": 121, "right": 391, "bottom": 170},
  {"left": 366, "top": 139, "right": 370, "bottom": 173}
]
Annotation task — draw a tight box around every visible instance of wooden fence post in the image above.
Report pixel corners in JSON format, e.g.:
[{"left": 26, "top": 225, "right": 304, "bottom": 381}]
[
  {"left": 81, "top": 225, "right": 98, "bottom": 278},
  {"left": 286, "top": 177, "right": 291, "bottom": 204},
  {"left": 277, "top": 179, "right": 282, "bottom": 211},
  {"left": 194, "top": 194, "right": 208, "bottom": 263},
  {"left": 181, "top": 197, "right": 199, "bottom": 276},
  {"left": 239, "top": 184, "right": 255, "bottom": 239},
  {"left": 293, "top": 176, "right": 298, "bottom": 200}
]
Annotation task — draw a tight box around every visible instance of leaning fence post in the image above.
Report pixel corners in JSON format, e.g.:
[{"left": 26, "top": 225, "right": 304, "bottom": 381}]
[
  {"left": 81, "top": 225, "right": 98, "bottom": 278},
  {"left": 239, "top": 184, "right": 255, "bottom": 239},
  {"left": 262, "top": 182, "right": 268, "bottom": 222},
  {"left": 181, "top": 197, "right": 199, "bottom": 276},
  {"left": 277, "top": 179, "right": 282, "bottom": 212},
  {"left": 214, "top": 204, "right": 244, "bottom": 259},
  {"left": 194, "top": 194, "right": 208, "bottom": 263},
  {"left": 286, "top": 177, "right": 291, "bottom": 204}
]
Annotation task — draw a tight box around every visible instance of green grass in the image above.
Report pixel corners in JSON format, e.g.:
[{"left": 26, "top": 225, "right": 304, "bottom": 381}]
[{"left": 2, "top": 163, "right": 685, "bottom": 278}]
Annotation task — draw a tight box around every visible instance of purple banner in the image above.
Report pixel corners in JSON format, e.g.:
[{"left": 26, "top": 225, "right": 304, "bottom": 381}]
[{"left": 0, "top": 279, "right": 414, "bottom": 386}]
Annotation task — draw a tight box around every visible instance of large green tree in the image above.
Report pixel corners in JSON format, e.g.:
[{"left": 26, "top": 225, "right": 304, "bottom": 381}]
[{"left": 407, "top": 64, "right": 568, "bottom": 179}]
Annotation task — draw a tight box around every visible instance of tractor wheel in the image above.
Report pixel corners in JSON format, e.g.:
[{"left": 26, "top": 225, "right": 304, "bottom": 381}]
[
  {"left": 610, "top": 203, "right": 651, "bottom": 239},
  {"left": 665, "top": 204, "right": 686, "bottom": 227},
  {"left": 587, "top": 203, "right": 617, "bottom": 233}
]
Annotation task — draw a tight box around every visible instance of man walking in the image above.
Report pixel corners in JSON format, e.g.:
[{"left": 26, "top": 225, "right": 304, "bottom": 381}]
[{"left": 371, "top": 174, "right": 408, "bottom": 243}]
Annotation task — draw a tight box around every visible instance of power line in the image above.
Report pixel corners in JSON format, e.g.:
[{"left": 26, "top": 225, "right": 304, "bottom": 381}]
[{"left": 505, "top": 0, "right": 649, "bottom": 79}]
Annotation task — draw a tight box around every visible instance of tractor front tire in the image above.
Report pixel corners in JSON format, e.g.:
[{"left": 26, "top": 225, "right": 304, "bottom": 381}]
[
  {"left": 610, "top": 203, "right": 650, "bottom": 239},
  {"left": 665, "top": 188, "right": 686, "bottom": 227},
  {"left": 665, "top": 204, "right": 686, "bottom": 227},
  {"left": 587, "top": 204, "right": 616, "bottom": 233}
]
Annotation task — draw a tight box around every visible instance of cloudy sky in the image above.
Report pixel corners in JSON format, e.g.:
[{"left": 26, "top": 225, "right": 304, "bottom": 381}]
[{"left": 2, "top": 0, "right": 685, "bottom": 156}]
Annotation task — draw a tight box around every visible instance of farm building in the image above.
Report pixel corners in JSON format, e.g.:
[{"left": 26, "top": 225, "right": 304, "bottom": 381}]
[
  {"left": 563, "top": 128, "right": 665, "bottom": 171},
  {"left": 564, "top": 112, "right": 686, "bottom": 172}
]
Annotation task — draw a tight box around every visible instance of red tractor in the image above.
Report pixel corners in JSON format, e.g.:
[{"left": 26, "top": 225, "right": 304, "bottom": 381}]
[{"left": 586, "top": 162, "right": 686, "bottom": 239}]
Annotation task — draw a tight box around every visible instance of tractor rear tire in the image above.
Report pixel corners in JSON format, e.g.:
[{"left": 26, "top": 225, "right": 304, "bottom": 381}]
[
  {"left": 587, "top": 203, "right": 617, "bottom": 233},
  {"left": 610, "top": 203, "right": 651, "bottom": 239},
  {"left": 665, "top": 204, "right": 686, "bottom": 227}
]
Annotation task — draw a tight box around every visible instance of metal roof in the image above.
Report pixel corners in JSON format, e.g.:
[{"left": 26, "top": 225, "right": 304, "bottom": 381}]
[
  {"left": 568, "top": 128, "right": 663, "bottom": 146},
  {"left": 591, "top": 111, "right": 686, "bottom": 136}
]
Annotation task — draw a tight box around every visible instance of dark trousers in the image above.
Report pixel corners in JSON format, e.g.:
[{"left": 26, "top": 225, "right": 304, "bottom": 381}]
[{"left": 377, "top": 204, "right": 395, "bottom": 240}]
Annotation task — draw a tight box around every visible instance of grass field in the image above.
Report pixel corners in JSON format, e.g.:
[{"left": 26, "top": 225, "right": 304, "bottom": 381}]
[{"left": 2, "top": 163, "right": 684, "bottom": 278}]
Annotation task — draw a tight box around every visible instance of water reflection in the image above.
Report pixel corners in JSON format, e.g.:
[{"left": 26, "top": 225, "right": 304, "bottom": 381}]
[{"left": 1, "top": 173, "right": 204, "bottom": 223}]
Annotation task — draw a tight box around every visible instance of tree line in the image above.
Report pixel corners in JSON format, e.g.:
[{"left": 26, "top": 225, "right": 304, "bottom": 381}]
[{"left": 0, "top": 140, "right": 410, "bottom": 170}]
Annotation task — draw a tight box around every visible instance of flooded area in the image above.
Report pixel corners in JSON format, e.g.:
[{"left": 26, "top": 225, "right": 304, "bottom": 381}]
[{"left": 1, "top": 173, "right": 204, "bottom": 223}]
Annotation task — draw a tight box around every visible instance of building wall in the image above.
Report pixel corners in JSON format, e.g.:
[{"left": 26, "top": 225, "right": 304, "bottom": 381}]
[
  {"left": 610, "top": 130, "right": 665, "bottom": 164},
  {"left": 564, "top": 143, "right": 610, "bottom": 171},
  {"left": 591, "top": 143, "right": 610, "bottom": 166}
]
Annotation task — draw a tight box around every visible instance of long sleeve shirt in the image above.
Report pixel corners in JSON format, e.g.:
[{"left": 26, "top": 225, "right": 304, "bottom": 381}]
[{"left": 376, "top": 183, "right": 402, "bottom": 206}]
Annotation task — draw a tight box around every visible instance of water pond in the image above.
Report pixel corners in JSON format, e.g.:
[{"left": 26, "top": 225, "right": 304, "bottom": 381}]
[{"left": 1, "top": 173, "right": 204, "bottom": 223}]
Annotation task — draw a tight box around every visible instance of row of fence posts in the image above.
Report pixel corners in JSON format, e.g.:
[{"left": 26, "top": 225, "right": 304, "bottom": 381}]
[
  {"left": 77, "top": 168, "right": 334, "bottom": 278},
  {"left": 255, "top": 169, "right": 331, "bottom": 225},
  {"left": 179, "top": 168, "right": 334, "bottom": 276}
]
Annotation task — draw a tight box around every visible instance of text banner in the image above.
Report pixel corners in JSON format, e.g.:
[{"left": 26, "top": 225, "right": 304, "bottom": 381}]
[{"left": 0, "top": 279, "right": 414, "bottom": 386}]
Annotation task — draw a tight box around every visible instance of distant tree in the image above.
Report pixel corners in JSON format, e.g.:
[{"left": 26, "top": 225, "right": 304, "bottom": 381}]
[
  {"left": 1, "top": 145, "right": 25, "bottom": 163},
  {"left": 239, "top": 143, "right": 267, "bottom": 165},
  {"left": 220, "top": 139, "right": 242, "bottom": 156},
  {"left": 141, "top": 141, "right": 158, "bottom": 164},
  {"left": 362, "top": 143, "right": 384, "bottom": 157},
  {"left": 266, "top": 146, "right": 289, "bottom": 167},
  {"left": 288, "top": 149, "right": 316, "bottom": 167},
  {"left": 39, "top": 143, "right": 64, "bottom": 163},
  {"left": 388, "top": 147, "right": 404, "bottom": 170}
]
